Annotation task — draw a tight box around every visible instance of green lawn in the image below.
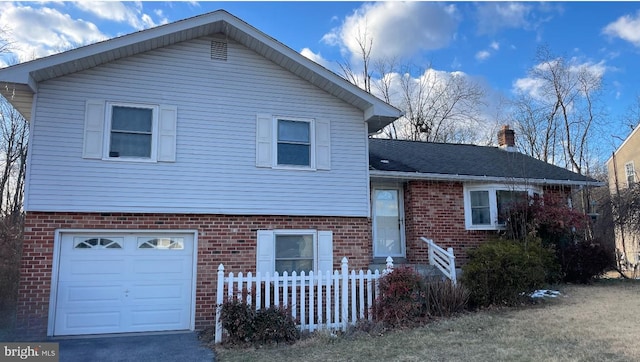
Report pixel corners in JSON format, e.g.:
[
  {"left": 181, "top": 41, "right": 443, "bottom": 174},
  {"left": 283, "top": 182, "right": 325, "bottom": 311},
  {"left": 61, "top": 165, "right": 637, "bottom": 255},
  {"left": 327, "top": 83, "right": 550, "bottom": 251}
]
[{"left": 214, "top": 280, "right": 640, "bottom": 362}]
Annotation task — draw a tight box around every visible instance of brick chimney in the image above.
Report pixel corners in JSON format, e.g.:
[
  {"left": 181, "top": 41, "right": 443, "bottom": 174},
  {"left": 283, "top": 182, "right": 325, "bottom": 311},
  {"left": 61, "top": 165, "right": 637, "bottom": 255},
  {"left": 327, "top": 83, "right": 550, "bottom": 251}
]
[{"left": 498, "top": 125, "right": 516, "bottom": 151}]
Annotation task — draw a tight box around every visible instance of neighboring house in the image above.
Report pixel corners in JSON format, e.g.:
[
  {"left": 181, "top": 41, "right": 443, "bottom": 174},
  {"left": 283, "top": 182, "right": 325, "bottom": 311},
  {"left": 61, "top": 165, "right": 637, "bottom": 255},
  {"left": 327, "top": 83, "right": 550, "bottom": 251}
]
[
  {"left": 0, "top": 11, "right": 598, "bottom": 339},
  {"left": 607, "top": 126, "right": 640, "bottom": 267},
  {"left": 369, "top": 126, "right": 600, "bottom": 268}
]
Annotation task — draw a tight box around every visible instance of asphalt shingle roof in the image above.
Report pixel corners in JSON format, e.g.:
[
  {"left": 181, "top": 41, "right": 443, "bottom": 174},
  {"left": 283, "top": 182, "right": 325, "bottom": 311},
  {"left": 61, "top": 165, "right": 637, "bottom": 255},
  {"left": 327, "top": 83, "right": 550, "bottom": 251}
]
[{"left": 369, "top": 138, "right": 598, "bottom": 184}]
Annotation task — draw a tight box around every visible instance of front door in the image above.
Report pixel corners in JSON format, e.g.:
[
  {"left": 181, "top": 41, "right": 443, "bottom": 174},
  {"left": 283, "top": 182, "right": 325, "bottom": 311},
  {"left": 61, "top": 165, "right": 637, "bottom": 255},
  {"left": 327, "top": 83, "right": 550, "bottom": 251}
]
[{"left": 372, "top": 188, "right": 405, "bottom": 258}]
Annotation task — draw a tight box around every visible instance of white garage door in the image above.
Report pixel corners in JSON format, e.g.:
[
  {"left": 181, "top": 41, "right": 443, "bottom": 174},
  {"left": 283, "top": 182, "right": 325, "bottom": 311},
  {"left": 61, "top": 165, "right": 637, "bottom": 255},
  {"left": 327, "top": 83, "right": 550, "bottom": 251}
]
[{"left": 54, "top": 232, "right": 195, "bottom": 336}]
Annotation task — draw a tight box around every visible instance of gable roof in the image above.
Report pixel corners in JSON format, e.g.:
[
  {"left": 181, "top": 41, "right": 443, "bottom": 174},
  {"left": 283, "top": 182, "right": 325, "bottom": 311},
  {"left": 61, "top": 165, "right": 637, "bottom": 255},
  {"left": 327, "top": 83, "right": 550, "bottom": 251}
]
[
  {"left": 0, "top": 10, "right": 401, "bottom": 132},
  {"left": 369, "top": 138, "right": 601, "bottom": 186}
]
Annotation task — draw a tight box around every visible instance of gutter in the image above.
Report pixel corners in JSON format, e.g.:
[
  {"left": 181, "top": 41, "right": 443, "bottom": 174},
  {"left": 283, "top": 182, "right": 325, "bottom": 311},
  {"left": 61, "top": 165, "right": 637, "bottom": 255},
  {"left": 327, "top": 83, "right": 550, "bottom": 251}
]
[{"left": 369, "top": 170, "right": 604, "bottom": 187}]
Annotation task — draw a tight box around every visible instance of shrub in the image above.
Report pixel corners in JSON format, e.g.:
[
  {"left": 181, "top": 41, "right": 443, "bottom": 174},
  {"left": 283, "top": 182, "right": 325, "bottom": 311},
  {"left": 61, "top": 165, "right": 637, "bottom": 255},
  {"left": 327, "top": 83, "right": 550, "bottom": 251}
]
[
  {"left": 253, "top": 305, "right": 299, "bottom": 344},
  {"left": 218, "top": 296, "right": 256, "bottom": 344},
  {"left": 373, "top": 267, "right": 428, "bottom": 328},
  {"left": 427, "top": 280, "right": 470, "bottom": 317},
  {"left": 218, "top": 294, "right": 299, "bottom": 345},
  {"left": 462, "top": 238, "right": 559, "bottom": 307},
  {"left": 561, "top": 239, "right": 612, "bottom": 283}
]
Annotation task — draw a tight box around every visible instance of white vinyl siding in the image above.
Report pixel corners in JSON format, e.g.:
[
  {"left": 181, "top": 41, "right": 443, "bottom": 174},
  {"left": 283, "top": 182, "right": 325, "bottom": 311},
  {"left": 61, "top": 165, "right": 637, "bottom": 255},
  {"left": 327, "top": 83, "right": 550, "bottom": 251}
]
[{"left": 26, "top": 37, "right": 369, "bottom": 216}]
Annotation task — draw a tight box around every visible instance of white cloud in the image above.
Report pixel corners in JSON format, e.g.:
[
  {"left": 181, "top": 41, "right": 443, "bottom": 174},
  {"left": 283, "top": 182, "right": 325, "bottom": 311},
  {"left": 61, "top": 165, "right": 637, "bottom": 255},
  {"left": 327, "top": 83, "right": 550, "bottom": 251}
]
[
  {"left": 300, "top": 48, "right": 332, "bottom": 69},
  {"left": 513, "top": 58, "right": 607, "bottom": 100},
  {"left": 322, "top": 2, "right": 459, "bottom": 62},
  {"left": 73, "top": 2, "right": 161, "bottom": 30},
  {"left": 475, "top": 50, "right": 490, "bottom": 61},
  {"left": 476, "top": 3, "right": 531, "bottom": 34},
  {"left": 490, "top": 41, "right": 500, "bottom": 50},
  {"left": 0, "top": 3, "right": 107, "bottom": 62},
  {"left": 603, "top": 11, "right": 640, "bottom": 46},
  {"left": 475, "top": 3, "right": 561, "bottom": 35}
]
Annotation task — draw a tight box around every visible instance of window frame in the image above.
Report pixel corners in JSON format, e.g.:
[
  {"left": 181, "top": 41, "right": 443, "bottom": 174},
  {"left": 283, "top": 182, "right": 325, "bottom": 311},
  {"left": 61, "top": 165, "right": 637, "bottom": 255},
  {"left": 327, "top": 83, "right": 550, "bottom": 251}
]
[
  {"left": 273, "top": 230, "right": 317, "bottom": 275},
  {"left": 273, "top": 117, "right": 316, "bottom": 170},
  {"left": 625, "top": 161, "right": 635, "bottom": 186},
  {"left": 463, "top": 184, "right": 542, "bottom": 230},
  {"left": 103, "top": 102, "right": 159, "bottom": 162}
]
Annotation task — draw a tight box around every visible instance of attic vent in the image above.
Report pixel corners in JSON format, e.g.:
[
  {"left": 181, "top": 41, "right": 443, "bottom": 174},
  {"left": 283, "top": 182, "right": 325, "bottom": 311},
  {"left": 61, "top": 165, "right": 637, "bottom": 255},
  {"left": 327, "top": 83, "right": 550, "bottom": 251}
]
[{"left": 211, "top": 40, "right": 228, "bottom": 61}]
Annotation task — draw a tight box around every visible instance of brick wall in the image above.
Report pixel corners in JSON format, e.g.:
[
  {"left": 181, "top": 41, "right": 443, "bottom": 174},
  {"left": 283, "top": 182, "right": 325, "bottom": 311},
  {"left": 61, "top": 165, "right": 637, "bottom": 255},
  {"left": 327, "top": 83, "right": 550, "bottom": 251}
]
[
  {"left": 17, "top": 212, "right": 371, "bottom": 337},
  {"left": 403, "top": 181, "right": 574, "bottom": 266},
  {"left": 403, "top": 180, "right": 496, "bottom": 266}
]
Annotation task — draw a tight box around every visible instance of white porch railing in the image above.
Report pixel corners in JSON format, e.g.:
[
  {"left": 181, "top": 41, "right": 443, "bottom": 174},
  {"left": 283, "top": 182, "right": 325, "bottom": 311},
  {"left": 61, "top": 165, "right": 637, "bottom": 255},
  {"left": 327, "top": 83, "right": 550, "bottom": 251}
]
[
  {"left": 421, "top": 237, "right": 457, "bottom": 285},
  {"left": 214, "top": 256, "right": 394, "bottom": 343}
]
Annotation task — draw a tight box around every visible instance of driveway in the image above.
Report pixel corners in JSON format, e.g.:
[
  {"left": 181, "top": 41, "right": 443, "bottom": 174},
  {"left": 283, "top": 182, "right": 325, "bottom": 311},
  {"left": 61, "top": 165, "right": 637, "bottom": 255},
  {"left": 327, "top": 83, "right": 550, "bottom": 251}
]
[{"left": 56, "top": 331, "right": 215, "bottom": 362}]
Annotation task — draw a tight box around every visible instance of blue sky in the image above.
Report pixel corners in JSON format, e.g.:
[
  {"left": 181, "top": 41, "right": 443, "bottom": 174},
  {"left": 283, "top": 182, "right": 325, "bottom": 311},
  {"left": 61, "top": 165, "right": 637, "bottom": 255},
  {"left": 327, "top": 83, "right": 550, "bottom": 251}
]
[{"left": 2, "top": 1, "right": 640, "bottom": 162}]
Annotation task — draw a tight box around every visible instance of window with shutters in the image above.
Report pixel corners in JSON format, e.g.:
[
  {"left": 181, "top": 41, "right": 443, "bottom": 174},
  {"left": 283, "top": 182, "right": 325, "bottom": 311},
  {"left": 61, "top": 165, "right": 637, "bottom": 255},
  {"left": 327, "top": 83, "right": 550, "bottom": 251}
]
[
  {"left": 256, "top": 229, "right": 333, "bottom": 276},
  {"left": 82, "top": 100, "right": 177, "bottom": 163},
  {"left": 107, "top": 103, "right": 156, "bottom": 159},
  {"left": 277, "top": 119, "right": 312, "bottom": 167},
  {"left": 255, "top": 114, "right": 331, "bottom": 170}
]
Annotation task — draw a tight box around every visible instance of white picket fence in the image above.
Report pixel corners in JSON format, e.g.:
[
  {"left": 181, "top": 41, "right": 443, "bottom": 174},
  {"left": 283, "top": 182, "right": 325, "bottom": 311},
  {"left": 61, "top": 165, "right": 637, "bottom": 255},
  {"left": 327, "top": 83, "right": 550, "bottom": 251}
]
[{"left": 214, "top": 256, "right": 394, "bottom": 343}]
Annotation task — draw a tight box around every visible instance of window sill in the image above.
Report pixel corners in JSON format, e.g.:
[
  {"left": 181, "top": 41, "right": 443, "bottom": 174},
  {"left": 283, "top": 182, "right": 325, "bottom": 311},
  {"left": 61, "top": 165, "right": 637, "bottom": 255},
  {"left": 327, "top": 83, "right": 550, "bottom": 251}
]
[
  {"left": 272, "top": 165, "right": 317, "bottom": 171},
  {"left": 465, "top": 224, "right": 506, "bottom": 231},
  {"left": 102, "top": 157, "right": 158, "bottom": 163}
]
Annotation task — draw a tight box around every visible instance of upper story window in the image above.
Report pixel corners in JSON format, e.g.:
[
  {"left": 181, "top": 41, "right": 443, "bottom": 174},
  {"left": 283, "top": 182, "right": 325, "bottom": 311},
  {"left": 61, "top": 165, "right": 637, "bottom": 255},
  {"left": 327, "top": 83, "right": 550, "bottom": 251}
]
[
  {"left": 625, "top": 162, "right": 635, "bottom": 186},
  {"left": 255, "top": 114, "right": 331, "bottom": 171},
  {"left": 277, "top": 119, "right": 312, "bottom": 167},
  {"left": 108, "top": 104, "right": 156, "bottom": 159},
  {"left": 464, "top": 184, "right": 540, "bottom": 230},
  {"left": 82, "top": 100, "right": 177, "bottom": 163}
]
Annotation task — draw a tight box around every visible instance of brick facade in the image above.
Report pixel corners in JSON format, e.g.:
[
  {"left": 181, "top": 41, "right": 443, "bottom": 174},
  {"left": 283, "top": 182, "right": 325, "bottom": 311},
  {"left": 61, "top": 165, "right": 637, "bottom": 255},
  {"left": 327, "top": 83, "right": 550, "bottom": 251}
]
[
  {"left": 403, "top": 180, "right": 495, "bottom": 265},
  {"left": 17, "top": 212, "right": 371, "bottom": 337},
  {"left": 402, "top": 180, "right": 573, "bottom": 266}
]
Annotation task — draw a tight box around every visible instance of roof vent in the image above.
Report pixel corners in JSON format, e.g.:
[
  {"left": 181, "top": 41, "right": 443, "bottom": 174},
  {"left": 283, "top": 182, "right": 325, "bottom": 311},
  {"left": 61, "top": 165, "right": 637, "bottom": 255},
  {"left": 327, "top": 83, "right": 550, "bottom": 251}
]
[{"left": 211, "top": 40, "right": 228, "bottom": 61}]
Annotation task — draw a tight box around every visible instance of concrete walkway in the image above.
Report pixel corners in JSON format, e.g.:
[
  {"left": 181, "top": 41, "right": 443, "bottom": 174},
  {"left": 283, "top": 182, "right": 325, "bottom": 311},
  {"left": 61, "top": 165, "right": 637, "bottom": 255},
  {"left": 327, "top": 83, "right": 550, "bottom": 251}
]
[{"left": 56, "top": 331, "right": 215, "bottom": 362}]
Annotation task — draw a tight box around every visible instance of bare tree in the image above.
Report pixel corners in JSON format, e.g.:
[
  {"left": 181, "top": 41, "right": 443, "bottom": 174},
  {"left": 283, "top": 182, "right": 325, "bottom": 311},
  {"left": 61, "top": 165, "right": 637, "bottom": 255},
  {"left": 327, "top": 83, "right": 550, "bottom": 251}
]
[
  {"left": 0, "top": 25, "right": 13, "bottom": 55},
  {"left": 338, "top": 21, "right": 373, "bottom": 94},
  {"left": 511, "top": 46, "right": 604, "bottom": 175},
  {"left": 395, "top": 65, "right": 486, "bottom": 142},
  {"left": 337, "top": 28, "right": 487, "bottom": 143},
  {"left": 0, "top": 99, "right": 28, "bottom": 219}
]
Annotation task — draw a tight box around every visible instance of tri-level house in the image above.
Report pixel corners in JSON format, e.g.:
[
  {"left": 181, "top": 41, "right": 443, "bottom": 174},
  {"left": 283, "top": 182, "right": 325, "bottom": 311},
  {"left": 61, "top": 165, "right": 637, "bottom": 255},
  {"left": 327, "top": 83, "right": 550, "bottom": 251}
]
[
  {"left": 607, "top": 125, "right": 640, "bottom": 268},
  {"left": 0, "top": 11, "right": 599, "bottom": 338}
]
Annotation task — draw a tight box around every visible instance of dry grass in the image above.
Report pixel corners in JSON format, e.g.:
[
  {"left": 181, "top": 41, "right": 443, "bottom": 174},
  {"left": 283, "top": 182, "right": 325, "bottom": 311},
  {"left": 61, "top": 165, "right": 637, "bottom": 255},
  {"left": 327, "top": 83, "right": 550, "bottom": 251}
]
[{"left": 215, "top": 279, "right": 640, "bottom": 362}]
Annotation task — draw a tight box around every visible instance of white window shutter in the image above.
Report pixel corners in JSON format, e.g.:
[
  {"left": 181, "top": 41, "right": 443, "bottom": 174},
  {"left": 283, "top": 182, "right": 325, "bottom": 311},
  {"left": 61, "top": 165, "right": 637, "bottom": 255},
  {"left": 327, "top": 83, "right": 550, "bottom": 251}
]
[
  {"left": 256, "top": 114, "right": 273, "bottom": 167},
  {"left": 158, "top": 105, "right": 178, "bottom": 162},
  {"left": 315, "top": 119, "right": 331, "bottom": 170},
  {"left": 317, "top": 230, "right": 333, "bottom": 273},
  {"left": 82, "top": 100, "right": 105, "bottom": 159},
  {"left": 256, "top": 230, "right": 275, "bottom": 275}
]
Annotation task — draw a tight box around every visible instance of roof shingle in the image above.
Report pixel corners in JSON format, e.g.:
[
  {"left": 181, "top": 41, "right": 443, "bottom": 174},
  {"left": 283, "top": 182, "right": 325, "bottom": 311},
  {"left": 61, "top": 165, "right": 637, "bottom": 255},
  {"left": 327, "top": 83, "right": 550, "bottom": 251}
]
[{"left": 369, "top": 138, "right": 598, "bottom": 184}]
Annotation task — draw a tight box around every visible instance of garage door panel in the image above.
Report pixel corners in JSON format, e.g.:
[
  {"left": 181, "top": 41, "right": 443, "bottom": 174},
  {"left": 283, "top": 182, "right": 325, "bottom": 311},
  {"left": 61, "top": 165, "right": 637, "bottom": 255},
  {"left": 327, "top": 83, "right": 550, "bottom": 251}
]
[
  {"left": 133, "top": 258, "right": 191, "bottom": 277},
  {"left": 130, "top": 308, "right": 186, "bottom": 327},
  {"left": 54, "top": 233, "right": 194, "bottom": 336},
  {"left": 131, "top": 282, "right": 190, "bottom": 301},
  {"left": 55, "top": 310, "right": 123, "bottom": 335},
  {"left": 58, "top": 283, "right": 123, "bottom": 303},
  {"left": 61, "top": 259, "right": 127, "bottom": 280}
]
